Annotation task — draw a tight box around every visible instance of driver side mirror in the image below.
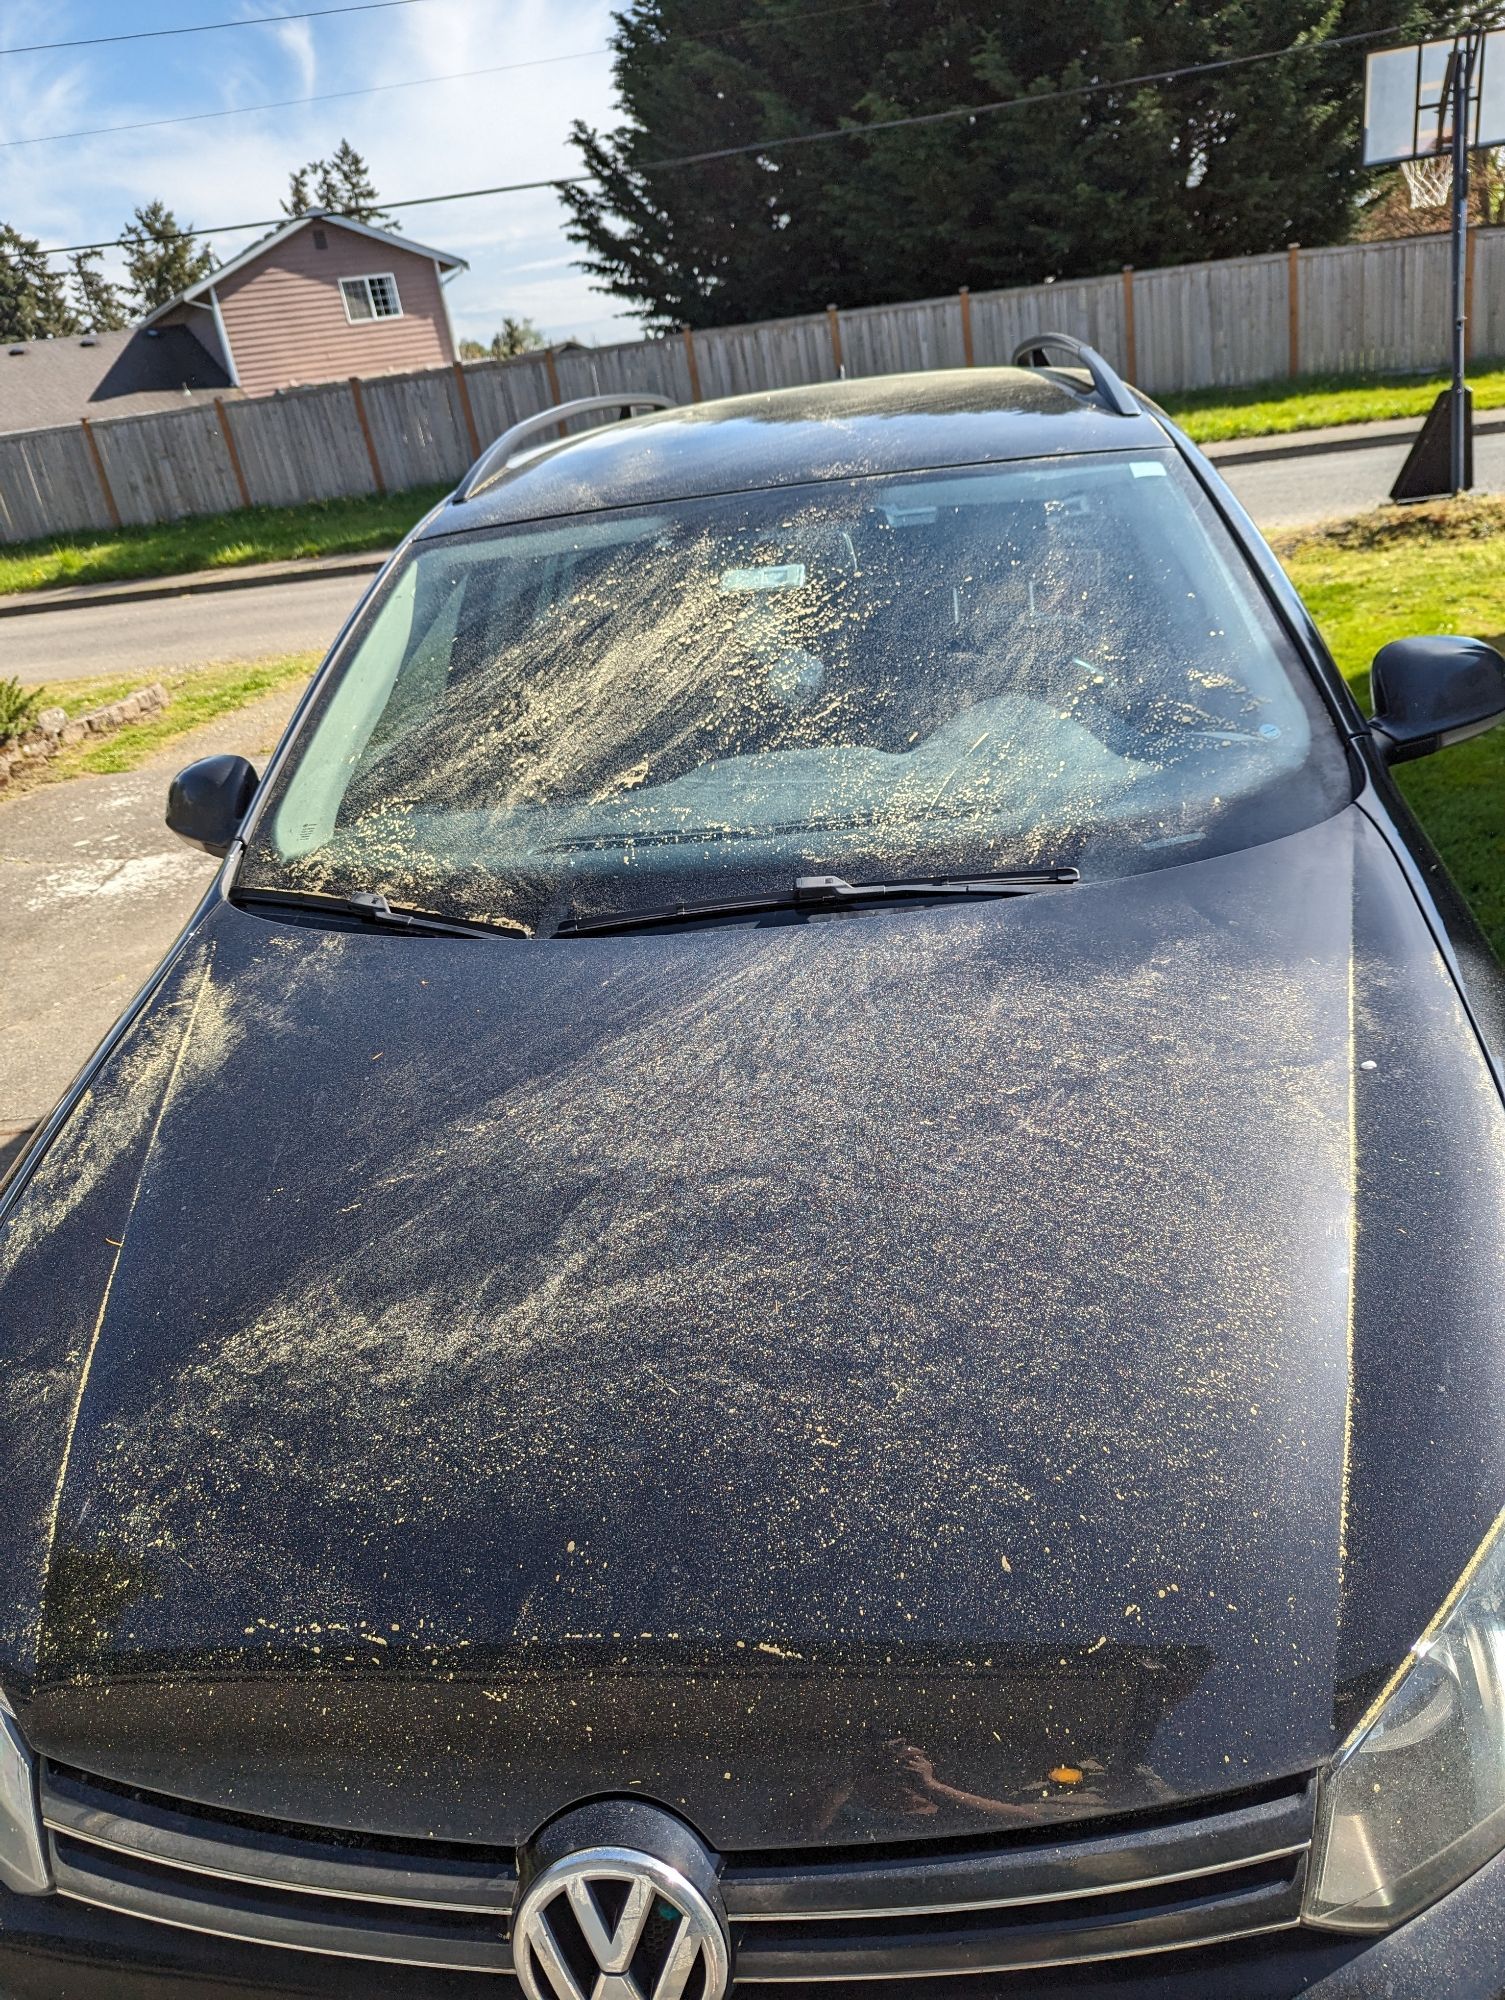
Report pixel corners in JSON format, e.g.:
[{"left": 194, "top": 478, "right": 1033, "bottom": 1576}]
[
  {"left": 166, "top": 754, "right": 259, "bottom": 857},
  {"left": 1369, "top": 635, "right": 1505, "bottom": 763}
]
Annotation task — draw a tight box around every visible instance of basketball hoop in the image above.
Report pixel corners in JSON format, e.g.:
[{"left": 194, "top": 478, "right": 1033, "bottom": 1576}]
[{"left": 1402, "top": 154, "right": 1453, "bottom": 207}]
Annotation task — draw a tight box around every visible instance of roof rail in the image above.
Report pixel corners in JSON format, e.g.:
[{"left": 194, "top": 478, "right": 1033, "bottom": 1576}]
[
  {"left": 1010, "top": 334, "right": 1139, "bottom": 418},
  {"left": 453, "top": 392, "right": 678, "bottom": 502}
]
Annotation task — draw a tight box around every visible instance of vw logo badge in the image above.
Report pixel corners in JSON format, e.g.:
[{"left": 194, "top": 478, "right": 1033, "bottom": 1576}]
[{"left": 514, "top": 1842, "right": 731, "bottom": 2000}]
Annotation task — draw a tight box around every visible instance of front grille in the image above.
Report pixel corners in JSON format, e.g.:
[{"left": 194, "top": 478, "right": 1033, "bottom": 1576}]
[{"left": 41, "top": 1761, "right": 1314, "bottom": 1984}]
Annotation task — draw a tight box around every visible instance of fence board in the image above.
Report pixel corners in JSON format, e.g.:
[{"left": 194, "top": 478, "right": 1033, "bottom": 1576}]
[
  {"left": 93, "top": 403, "right": 244, "bottom": 527},
  {"left": 2, "top": 227, "right": 1500, "bottom": 545},
  {"left": 0, "top": 425, "right": 114, "bottom": 540}
]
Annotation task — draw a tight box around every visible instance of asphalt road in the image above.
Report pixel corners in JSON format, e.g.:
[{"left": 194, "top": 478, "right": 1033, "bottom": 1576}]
[
  {"left": 0, "top": 570, "right": 371, "bottom": 685},
  {"left": 1218, "top": 426, "right": 1505, "bottom": 530}
]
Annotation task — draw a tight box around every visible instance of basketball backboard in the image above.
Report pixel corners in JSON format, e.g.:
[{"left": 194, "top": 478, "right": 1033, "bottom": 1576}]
[{"left": 1364, "top": 31, "right": 1505, "bottom": 165}]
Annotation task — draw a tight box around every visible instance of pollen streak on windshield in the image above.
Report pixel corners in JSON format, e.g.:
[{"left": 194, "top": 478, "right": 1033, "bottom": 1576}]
[{"left": 239, "top": 453, "right": 1348, "bottom": 934}]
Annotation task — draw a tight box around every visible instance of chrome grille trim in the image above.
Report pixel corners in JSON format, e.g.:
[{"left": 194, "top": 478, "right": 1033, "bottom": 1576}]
[
  {"left": 736, "top": 1917, "right": 1305, "bottom": 1983},
  {"left": 41, "top": 1763, "right": 1316, "bottom": 1983},
  {"left": 41, "top": 1764, "right": 513, "bottom": 1913},
  {"left": 50, "top": 1834, "right": 515, "bottom": 1977},
  {"left": 723, "top": 1779, "right": 1314, "bottom": 1921},
  {"left": 730, "top": 1841, "right": 1308, "bottom": 1922}
]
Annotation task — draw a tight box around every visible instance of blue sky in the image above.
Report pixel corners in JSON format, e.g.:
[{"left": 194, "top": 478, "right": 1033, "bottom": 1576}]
[{"left": 0, "top": 0, "right": 640, "bottom": 345}]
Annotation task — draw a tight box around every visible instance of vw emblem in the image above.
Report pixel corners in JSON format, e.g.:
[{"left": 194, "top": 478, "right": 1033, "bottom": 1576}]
[{"left": 513, "top": 1842, "right": 731, "bottom": 2000}]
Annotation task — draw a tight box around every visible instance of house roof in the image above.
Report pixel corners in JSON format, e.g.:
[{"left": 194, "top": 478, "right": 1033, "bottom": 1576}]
[
  {"left": 0, "top": 326, "right": 236, "bottom": 436},
  {"left": 140, "top": 212, "right": 469, "bottom": 326}
]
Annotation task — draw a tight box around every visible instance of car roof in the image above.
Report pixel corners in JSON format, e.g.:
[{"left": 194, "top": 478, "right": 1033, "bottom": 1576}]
[{"left": 415, "top": 366, "right": 1173, "bottom": 539}]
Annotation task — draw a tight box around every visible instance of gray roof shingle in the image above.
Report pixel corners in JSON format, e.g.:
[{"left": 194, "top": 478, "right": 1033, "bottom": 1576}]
[{"left": 0, "top": 326, "right": 236, "bottom": 435}]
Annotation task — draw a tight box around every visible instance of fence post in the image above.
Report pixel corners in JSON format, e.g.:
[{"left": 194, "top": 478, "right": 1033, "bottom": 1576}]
[
  {"left": 1287, "top": 243, "right": 1301, "bottom": 380},
  {"left": 215, "top": 398, "right": 252, "bottom": 510},
  {"left": 451, "top": 361, "right": 482, "bottom": 459},
  {"left": 348, "top": 377, "right": 385, "bottom": 494},
  {"left": 543, "top": 347, "right": 568, "bottom": 435},
  {"left": 958, "top": 286, "right": 975, "bottom": 366},
  {"left": 1466, "top": 223, "right": 1478, "bottom": 363},
  {"left": 681, "top": 324, "right": 703, "bottom": 401},
  {"left": 1120, "top": 267, "right": 1137, "bottom": 384},
  {"left": 826, "top": 303, "right": 845, "bottom": 377},
  {"left": 78, "top": 418, "right": 121, "bottom": 530}
]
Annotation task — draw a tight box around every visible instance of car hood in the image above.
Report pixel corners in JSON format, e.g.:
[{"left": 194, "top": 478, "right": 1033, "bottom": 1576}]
[{"left": 4, "top": 804, "right": 1505, "bottom": 1852}]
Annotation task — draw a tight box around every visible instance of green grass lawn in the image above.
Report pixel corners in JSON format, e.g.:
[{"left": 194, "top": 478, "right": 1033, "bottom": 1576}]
[
  {"left": 0, "top": 486, "right": 449, "bottom": 597},
  {"left": 1164, "top": 364, "right": 1505, "bottom": 444},
  {"left": 1278, "top": 496, "right": 1505, "bottom": 954}
]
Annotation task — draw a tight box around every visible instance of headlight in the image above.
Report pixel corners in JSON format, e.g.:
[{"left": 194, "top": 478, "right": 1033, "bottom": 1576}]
[
  {"left": 0, "top": 1694, "right": 49, "bottom": 1895},
  {"left": 1306, "top": 1506, "right": 1505, "bottom": 1931}
]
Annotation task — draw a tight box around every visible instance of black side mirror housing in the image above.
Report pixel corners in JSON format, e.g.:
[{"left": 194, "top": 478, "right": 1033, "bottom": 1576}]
[
  {"left": 1369, "top": 635, "right": 1505, "bottom": 763},
  {"left": 166, "top": 754, "right": 259, "bottom": 857}
]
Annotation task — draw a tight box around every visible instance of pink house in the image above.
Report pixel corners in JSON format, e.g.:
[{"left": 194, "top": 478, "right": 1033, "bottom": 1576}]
[{"left": 145, "top": 212, "right": 468, "bottom": 397}]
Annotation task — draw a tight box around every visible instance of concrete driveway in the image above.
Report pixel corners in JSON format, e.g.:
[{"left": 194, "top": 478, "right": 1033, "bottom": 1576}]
[{"left": 0, "top": 684, "right": 303, "bottom": 1179}]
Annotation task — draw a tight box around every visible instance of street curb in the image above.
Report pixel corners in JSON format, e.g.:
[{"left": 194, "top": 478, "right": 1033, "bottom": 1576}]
[
  {"left": 1203, "top": 410, "right": 1505, "bottom": 468},
  {"left": 0, "top": 551, "right": 391, "bottom": 622}
]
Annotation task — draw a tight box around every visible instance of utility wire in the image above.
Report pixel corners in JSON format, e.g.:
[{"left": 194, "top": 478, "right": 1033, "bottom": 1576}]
[
  {"left": 0, "top": 0, "right": 894, "bottom": 151},
  {"left": 1, "top": 0, "right": 442, "bottom": 59},
  {"left": 37, "top": 18, "right": 1413, "bottom": 258},
  {"left": 0, "top": 50, "right": 608, "bottom": 150}
]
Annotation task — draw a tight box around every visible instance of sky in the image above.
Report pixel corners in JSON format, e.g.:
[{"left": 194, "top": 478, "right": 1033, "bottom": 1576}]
[{"left": 0, "top": 0, "right": 641, "bottom": 346}]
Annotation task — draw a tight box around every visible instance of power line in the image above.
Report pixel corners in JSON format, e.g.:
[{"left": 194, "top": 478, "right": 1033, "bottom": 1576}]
[
  {"left": 1, "top": 0, "right": 892, "bottom": 151},
  {"left": 37, "top": 19, "right": 1413, "bottom": 258},
  {"left": 0, "top": 50, "right": 608, "bottom": 150},
  {"left": 0, "top": 0, "right": 441, "bottom": 59}
]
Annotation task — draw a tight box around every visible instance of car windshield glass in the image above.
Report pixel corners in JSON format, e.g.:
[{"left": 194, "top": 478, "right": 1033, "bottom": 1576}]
[{"left": 239, "top": 452, "right": 1350, "bottom": 934}]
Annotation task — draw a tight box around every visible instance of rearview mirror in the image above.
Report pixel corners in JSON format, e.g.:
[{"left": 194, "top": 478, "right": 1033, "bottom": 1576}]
[
  {"left": 1369, "top": 635, "right": 1505, "bottom": 763},
  {"left": 166, "top": 754, "right": 259, "bottom": 857}
]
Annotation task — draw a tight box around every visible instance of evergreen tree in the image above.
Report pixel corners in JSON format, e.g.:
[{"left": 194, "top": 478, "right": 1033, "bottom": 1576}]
[
  {"left": 283, "top": 165, "right": 317, "bottom": 218},
  {"left": 68, "top": 250, "right": 131, "bottom": 332},
  {"left": 284, "top": 140, "right": 395, "bottom": 226},
  {"left": 562, "top": 0, "right": 1455, "bottom": 329},
  {"left": 120, "top": 201, "right": 215, "bottom": 312},
  {"left": 0, "top": 223, "right": 76, "bottom": 340},
  {"left": 460, "top": 315, "right": 546, "bottom": 359}
]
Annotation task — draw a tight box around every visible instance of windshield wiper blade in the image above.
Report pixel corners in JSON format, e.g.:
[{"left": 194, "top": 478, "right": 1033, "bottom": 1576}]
[
  {"left": 233, "top": 886, "right": 530, "bottom": 940},
  {"left": 555, "top": 868, "right": 1078, "bottom": 937}
]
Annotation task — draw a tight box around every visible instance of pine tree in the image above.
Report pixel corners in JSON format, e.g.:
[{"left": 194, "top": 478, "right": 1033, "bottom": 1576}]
[
  {"left": 120, "top": 202, "right": 215, "bottom": 312},
  {"left": 68, "top": 250, "right": 131, "bottom": 332},
  {"left": 562, "top": 0, "right": 1455, "bottom": 329},
  {"left": 285, "top": 140, "right": 395, "bottom": 227},
  {"left": 0, "top": 223, "right": 76, "bottom": 341},
  {"left": 283, "top": 165, "right": 317, "bottom": 218}
]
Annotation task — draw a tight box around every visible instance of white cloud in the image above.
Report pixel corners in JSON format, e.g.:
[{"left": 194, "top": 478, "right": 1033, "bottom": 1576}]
[{"left": 0, "top": 0, "right": 638, "bottom": 342}]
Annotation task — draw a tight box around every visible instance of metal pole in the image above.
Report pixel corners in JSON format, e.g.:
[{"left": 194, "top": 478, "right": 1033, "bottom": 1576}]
[{"left": 1450, "top": 35, "right": 1473, "bottom": 494}]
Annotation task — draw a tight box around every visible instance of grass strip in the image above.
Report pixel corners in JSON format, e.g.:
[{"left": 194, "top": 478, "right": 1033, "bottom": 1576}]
[
  {"left": 16, "top": 654, "right": 318, "bottom": 783},
  {"left": 1163, "top": 364, "right": 1505, "bottom": 443},
  {"left": 0, "top": 487, "right": 448, "bottom": 597}
]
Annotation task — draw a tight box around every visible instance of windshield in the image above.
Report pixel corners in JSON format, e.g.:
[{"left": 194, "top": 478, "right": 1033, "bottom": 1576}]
[{"left": 240, "top": 452, "right": 1349, "bottom": 934}]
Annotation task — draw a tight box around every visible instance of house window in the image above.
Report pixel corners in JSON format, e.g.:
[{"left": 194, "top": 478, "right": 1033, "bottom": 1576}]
[{"left": 340, "top": 273, "right": 403, "bottom": 323}]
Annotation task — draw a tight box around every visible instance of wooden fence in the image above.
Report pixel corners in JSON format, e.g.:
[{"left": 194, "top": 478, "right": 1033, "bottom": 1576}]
[{"left": 0, "top": 225, "right": 1495, "bottom": 547}]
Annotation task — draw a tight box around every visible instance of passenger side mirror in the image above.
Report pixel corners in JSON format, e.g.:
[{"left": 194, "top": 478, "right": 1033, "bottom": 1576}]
[
  {"left": 166, "top": 754, "right": 259, "bottom": 857},
  {"left": 1369, "top": 635, "right": 1505, "bottom": 763}
]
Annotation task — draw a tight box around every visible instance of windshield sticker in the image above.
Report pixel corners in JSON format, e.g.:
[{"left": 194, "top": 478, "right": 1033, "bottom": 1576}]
[
  {"left": 1131, "top": 461, "right": 1169, "bottom": 478},
  {"left": 720, "top": 563, "right": 807, "bottom": 593}
]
